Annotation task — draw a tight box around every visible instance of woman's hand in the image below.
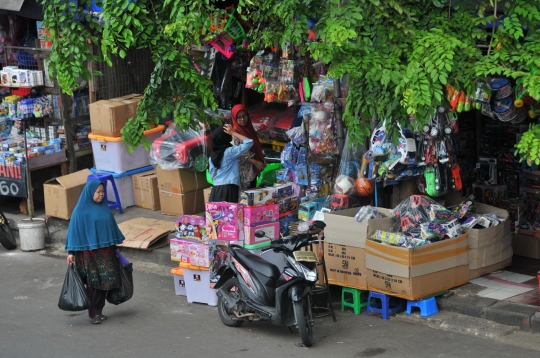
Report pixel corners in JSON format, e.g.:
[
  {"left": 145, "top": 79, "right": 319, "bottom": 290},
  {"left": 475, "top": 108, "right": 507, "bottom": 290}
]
[
  {"left": 250, "top": 159, "right": 265, "bottom": 171},
  {"left": 67, "top": 254, "right": 74, "bottom": 265},
  {"left": 223, "top": 124, "right": 236, "bottom": 136}
]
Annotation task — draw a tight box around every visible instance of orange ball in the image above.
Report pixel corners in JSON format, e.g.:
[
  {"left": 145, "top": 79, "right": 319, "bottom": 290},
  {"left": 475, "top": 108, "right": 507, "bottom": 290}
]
[{"left": 355, "top": 177, "right": 374, "bottom": 197}]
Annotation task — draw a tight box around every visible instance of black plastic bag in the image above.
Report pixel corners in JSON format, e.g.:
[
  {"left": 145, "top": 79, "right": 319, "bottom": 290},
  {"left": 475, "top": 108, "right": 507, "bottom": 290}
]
[
  {"left": 106, "top": 263, "right": 134, "bottom": 305},
  {"left": 58, "top": 265, "right": 90, "bottom": 311}
]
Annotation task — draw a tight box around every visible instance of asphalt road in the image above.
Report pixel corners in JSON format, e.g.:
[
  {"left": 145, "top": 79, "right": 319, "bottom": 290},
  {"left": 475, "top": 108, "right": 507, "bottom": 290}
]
[{"left": 1, "top": 249, "right": 539, "bottom": 358}]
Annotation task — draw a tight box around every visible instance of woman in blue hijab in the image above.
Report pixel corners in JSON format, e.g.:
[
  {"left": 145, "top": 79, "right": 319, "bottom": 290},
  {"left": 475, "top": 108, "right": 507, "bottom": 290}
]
[{"left": 65, "top": 180, "right": 125, "bottom": 324}]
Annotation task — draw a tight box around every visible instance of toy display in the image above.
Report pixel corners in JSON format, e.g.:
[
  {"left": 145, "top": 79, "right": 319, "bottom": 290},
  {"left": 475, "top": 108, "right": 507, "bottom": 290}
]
[
  {"left": 175, "top": 215, "right": 207, "bottom": 241},
  {"left": 209, "top": 240, "right": 229, "bottom": 286},
  {"left": 279, "top": 212, "right": 298, "bottom": 236},
  {"left": 240, "top": 183, "right": 294, "bottom": 206},
  {"left": 354, "top": 206, "right": 386, "bottom": 222},
  {"left": 298, "top": 196, "right": 327, "bottom": 221},
  {"left": 170, "top": 239, "right": 209, "bottom": 267},
  {"left": 243, "top": 203, "right": 279, "bottom": 226},
  {"left": 150, "top": 123, "right": 209, "bottom": 172},
  {"left": 206, "top": 202, "right": 244, "bottom": 241}
]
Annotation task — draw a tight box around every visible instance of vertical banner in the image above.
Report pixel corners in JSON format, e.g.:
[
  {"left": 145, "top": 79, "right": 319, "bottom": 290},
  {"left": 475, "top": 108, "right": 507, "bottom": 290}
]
[{"left": 0, "top": 162, "right": 27, "bottom": 198}]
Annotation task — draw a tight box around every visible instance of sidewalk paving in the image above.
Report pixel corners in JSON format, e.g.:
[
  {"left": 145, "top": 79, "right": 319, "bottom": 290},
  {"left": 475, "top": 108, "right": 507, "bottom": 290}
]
[{"left": 4, "top": 204, "right": 540, "bottom": 334}]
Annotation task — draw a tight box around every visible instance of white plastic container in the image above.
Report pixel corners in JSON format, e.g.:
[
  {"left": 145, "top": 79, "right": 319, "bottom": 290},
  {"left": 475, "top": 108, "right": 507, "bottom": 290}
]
[
  {"left": 91, "top": 165, "right": 153, "bottom": 209},
  {"left": 171, "top": 267, "right": 187, "bottom": 296},
  {"left": 181, "top": 263, "right": 218, "bottom": 306},
  {"left": 89, "top": 125, "right": 164, "bottom": 173},
  {"left": 18, "top": 218, "right": 46, "bottom": 251}
]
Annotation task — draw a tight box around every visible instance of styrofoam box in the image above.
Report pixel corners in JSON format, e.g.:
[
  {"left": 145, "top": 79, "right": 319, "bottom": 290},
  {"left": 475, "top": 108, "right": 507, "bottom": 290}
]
[
  {"left": 89, "top": 125, "right": 164, "bottom": 173},
  {"left": 182, "top": 264, "right": 218, "bottom": 306},
  {"left": 91, "top": 166, "right": 153, "bottom": 209}
]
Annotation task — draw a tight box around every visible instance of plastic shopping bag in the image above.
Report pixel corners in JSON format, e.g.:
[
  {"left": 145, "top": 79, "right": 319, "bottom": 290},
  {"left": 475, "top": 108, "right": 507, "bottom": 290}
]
[
  {"left": 106, "top": 263, "right": 134, "bottom": 305},
  {"left": 58, "top": 265, "right": 90, "bottom": 311}
]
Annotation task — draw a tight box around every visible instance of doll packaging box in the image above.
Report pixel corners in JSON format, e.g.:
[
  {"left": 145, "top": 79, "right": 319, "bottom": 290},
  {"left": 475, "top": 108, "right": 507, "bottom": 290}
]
[
  {"left": 175, "top": 215, "right": 207, "bottom": 242},
  {"left": 206, "top": 202, "right": 245, "bottom": 241},
  {"left": 243, "top": 203, "right": 279, "bottom": 227}
]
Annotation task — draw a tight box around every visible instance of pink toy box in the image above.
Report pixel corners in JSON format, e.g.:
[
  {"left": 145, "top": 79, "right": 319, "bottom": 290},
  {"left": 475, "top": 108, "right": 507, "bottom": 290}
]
[
  {"left": 244, "top": 222, "right": 280, "bottom": 245},
  {"left": 206, "top": 202, "right": 244, "bottom": 241},
  {"left": 170, "top": 238, "right": 209, "bottom": 267},
  {"left": 243, "top": 203, "right": 279, "bottom": 227},
  {"left": 175, "top": 215, "right": 208, "bottom": 242}
]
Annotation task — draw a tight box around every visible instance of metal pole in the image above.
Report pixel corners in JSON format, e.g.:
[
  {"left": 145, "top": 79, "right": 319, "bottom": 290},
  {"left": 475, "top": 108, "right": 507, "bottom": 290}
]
[
  {"left": 333, "top": 78, "right": 345, "bottom": 156},
  {"left": 22, "top": 120, "right": 34, "bottom": 220}
]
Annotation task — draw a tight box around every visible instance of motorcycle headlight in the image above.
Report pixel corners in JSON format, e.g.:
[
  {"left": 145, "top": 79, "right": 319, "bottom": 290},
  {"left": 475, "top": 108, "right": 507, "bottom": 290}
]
[{"left": 286, "top": 256, "right": 317, "bottom": 282}]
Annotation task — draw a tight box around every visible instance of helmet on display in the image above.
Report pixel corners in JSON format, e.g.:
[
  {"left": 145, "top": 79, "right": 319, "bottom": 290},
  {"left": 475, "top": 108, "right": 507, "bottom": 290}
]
[
  {"left": 355, "top": 177, "right": 374, "bottom": 197},
  {"left": 334, "top": 175, "right": 356, "bottom": 195}
]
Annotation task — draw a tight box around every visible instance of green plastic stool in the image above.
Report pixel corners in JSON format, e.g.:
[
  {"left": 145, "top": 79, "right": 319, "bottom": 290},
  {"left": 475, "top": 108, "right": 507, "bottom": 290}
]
[{"left": 341, "top": 287, "right": 368, "bottom": 315}]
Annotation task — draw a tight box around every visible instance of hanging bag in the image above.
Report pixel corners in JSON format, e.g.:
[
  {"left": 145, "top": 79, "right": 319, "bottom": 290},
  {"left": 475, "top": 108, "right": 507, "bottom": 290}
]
[
  {"left": 106, "top": 251, "right": 134, "bottom": 305},
  {"left": 58, "top": 265, "right": 90, "bottom": 311}
]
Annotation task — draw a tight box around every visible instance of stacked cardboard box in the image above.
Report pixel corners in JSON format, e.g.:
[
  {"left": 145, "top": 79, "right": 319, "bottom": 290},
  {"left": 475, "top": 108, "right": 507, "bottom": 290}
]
[
  {"left": 43, "top": 169, "right": 92, "bottom": 220},
  {"left": 156, "top": 165, "right": 209, "bottom": 216},
  {"left": 89, "top": 94, "right": 143, "bottom": 137},
  {"left": 132, "top": 170, "right": 161, "bottom": 210}
]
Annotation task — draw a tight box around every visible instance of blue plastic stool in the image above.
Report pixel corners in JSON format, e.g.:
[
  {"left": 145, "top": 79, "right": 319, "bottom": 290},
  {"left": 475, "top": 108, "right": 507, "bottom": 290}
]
[
  {"left": 87, "top": 173, "right": 123, "bottom": 214},
  {"left": 406, "top": 297, "right": 438, "bottom": 317},
  {"left": 365, "top": 291, "right": 403, "bottom": 320}
]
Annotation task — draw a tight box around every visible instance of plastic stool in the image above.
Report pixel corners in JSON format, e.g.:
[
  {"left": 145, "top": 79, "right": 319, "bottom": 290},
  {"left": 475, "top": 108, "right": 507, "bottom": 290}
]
[
  {"left": 87, "top": 173, "right": 123, "bottom": 214},
  {"left": 406, "top": 297, "right": 438, "bottom": 317},
  {"left": 366, "top": 291, "right": 403, "bottom": 320},
  {"left": 341, "top": 287, "right": 368, "bottom": 315}
]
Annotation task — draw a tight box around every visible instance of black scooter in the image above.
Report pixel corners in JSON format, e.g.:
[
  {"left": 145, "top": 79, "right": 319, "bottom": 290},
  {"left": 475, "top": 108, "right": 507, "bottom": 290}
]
[{"left": 214, "top": 221, "right": 326, "bottom": 347}]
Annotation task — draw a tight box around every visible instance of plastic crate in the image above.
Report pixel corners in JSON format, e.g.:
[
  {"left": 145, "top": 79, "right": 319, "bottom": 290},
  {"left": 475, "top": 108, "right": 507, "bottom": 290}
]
[
  {"left": 89, "top": 125, "right": 164, "bottom": 173},
  {"left": 181, "top": 263, "right": 218, "bottom": 306},
  {"left": 90, "top": 165, "right": 154, "bottom": 209}
]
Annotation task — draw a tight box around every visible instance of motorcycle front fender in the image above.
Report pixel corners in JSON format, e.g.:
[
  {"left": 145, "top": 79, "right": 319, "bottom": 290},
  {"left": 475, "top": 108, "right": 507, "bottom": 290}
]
[
  {"left": 213, "top": 268, "right": 235, "bottom": 290},
  {"left": 290, "top": 285, "right": 309, "bottom": 302}
]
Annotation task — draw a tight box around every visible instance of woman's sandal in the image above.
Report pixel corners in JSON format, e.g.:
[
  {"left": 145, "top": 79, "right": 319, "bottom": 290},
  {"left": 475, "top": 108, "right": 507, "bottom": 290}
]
[
  {"left": 99, "top": 315, "right": 108, "bottom": 321},
  {"left": 91, "top": 316, "right": 101, "bottom": 324}
]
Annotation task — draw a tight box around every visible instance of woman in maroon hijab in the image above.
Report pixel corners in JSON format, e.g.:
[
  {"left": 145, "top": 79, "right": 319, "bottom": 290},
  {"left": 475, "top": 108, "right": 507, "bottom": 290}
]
[{"left": 231, "top": 104, "right": 266, "bottom": 190}]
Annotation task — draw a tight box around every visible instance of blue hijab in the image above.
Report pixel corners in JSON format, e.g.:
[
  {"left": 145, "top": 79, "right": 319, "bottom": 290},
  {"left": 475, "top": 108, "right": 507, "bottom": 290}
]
[{"left": 65, "top": 180, "right": 125, "bottom": 251}]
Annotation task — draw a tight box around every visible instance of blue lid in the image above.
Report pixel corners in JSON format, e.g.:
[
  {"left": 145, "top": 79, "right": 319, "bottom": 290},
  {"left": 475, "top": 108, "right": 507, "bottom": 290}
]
[
  {"left": 91, "top": 165, "right": 155, "bottom": 178},
  {"left": 490, "top": 78, "right": 509, "bottom": 90},
  {"left": 493, "top": 97, "right": 513, "bottom": 113}
]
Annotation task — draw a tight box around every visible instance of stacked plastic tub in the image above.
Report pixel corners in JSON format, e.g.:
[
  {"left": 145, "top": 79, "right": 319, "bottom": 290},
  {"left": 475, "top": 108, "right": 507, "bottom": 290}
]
[{"left": 88, "top": 125, "right": 165, "bottom": 209}]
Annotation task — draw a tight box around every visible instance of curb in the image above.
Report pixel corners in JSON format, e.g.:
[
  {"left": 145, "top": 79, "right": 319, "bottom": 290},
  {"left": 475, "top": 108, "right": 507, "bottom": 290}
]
[{"left": 437, "top": 287, "right": 540, "bottom": 334}]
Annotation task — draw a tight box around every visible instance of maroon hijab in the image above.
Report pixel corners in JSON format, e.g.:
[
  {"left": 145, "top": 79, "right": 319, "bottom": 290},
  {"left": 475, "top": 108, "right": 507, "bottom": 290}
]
[{"left": 231, "top": 104, "right": 265, "bottom": 165}]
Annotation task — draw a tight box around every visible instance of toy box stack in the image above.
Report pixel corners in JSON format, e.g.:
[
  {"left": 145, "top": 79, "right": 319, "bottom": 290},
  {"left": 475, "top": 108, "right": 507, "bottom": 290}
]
[
  {"left": 169, "top": 215, "right": 219, "bottom": 305},
  {"left": 240, "top": 183, "right": 297, "bottom": 246}
]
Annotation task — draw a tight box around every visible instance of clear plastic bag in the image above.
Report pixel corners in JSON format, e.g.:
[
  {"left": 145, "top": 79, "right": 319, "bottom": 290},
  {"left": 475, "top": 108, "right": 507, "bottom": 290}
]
[{"left": 150, "top": 123, "right": 208, "bottom": 171}]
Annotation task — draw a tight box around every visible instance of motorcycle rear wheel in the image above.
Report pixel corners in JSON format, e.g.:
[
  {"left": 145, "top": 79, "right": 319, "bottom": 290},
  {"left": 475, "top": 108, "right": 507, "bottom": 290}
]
[
  {"left": 217, "top": 277, "right": 244, "bottom": 327},
  {"left": 293, "top": 297, "right": 314, "bottom": 347},
  {"left": 0, "top": 211, "right": 16, "bottom": 250}
]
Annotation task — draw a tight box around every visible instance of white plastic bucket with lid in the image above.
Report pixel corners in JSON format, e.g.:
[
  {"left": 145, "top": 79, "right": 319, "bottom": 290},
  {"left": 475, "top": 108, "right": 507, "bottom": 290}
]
[{"left": 18, "top": 218, "right": 46, "bottom": 251}]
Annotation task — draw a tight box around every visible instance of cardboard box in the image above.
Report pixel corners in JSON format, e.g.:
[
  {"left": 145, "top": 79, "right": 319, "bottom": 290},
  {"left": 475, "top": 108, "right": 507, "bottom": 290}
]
[
  {"left": 43, "top": 169, "right": 92, "bottom": 220},
  {"left": 204, "top": 187, "right": 212, "bottom": 205},
  {"left": 89, "top": 94, "right": 142, "bottom": 137},
  {"left": 365, "top": 233, "right": 470, "bottom": 300},
  {"left": 324, "top": 207, "right": 395, "bottom": 248},
  {"left": 444, "top": 192, "right": 513, "bottom": 271},
  {"left": 324, "top": 243, "right": 367, "bottom": 290},
  {"left": 469, "top": 257, "right": 512, "bottom": 280},
  {"left": 132, "top": 170, "right": 160, "bottom": 210},
  {"left": 159, "top": 189, "right": 205, "bottom": 216},
  {"left": 156, "top": 165, "right": 209, "bottom": 195},
  {"left": 513, "top": 233, "right": 540, "bottom": 259}
]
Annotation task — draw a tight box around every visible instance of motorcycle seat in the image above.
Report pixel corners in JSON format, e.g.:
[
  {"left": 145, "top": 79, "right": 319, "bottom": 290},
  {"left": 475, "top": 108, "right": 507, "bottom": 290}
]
[{"left": 234, "top": 249, "right": 281, "bottom": 279}]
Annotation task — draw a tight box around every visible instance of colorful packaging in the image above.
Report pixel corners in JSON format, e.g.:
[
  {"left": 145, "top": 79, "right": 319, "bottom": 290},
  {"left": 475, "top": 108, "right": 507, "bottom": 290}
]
[
  {"left": 206, "top": 202, "right": 244, "bottom": 241},
  {"left": 244, "top": 222, "right": 280, "bottom": 245},
  {"left": 209, "top": 240, "right": 229, "bottom": 287},
  {"left": 240, "top": 183, "right": 295, "bottom": 206},
  {"left": 176, "top": 215, "right": 207, "bottom": 242},
  {"left": 170, "top": 238, "right": 189, "bottom": 262},
  {"left": 279, "top": 212, "right": 298, "bottom": 236},
  {"left": 186, "top": 241, "right": 210, "bottom": 267},
  {"left": 243, "top": 203, "right": 279, "bottom": 227}
]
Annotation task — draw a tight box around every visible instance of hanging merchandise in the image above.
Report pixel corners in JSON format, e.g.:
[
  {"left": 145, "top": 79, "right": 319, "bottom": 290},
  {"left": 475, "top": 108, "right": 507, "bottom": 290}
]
[
  {"left": 149, "top": 123, "right": 209, "bottom": 172},
  {"left": 245, "top": 51, "right": 279, "bottom": 94},
  {"left": 207, "top": 7, "right": 246, "bottom": 59}
]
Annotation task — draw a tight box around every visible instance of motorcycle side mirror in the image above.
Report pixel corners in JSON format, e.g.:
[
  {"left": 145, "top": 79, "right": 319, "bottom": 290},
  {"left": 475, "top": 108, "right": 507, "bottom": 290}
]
[{"left": 311, "top": 221, "right": 326, "bottom": 230}]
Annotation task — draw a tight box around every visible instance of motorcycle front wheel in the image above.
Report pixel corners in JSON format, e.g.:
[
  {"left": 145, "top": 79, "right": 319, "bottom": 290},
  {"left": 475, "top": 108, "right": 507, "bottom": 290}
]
[
  {"left": 293, "top": 297, "right": 314, "bottom": 347},
  {"left": 217, "top": 277, "right": 244, "bottom": 327}
]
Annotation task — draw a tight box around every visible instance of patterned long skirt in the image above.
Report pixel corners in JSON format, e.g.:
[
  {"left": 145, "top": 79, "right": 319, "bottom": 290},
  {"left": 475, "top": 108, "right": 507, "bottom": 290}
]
[{"left": 75, "top": 246, "right": 121, "bottom": 290}]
